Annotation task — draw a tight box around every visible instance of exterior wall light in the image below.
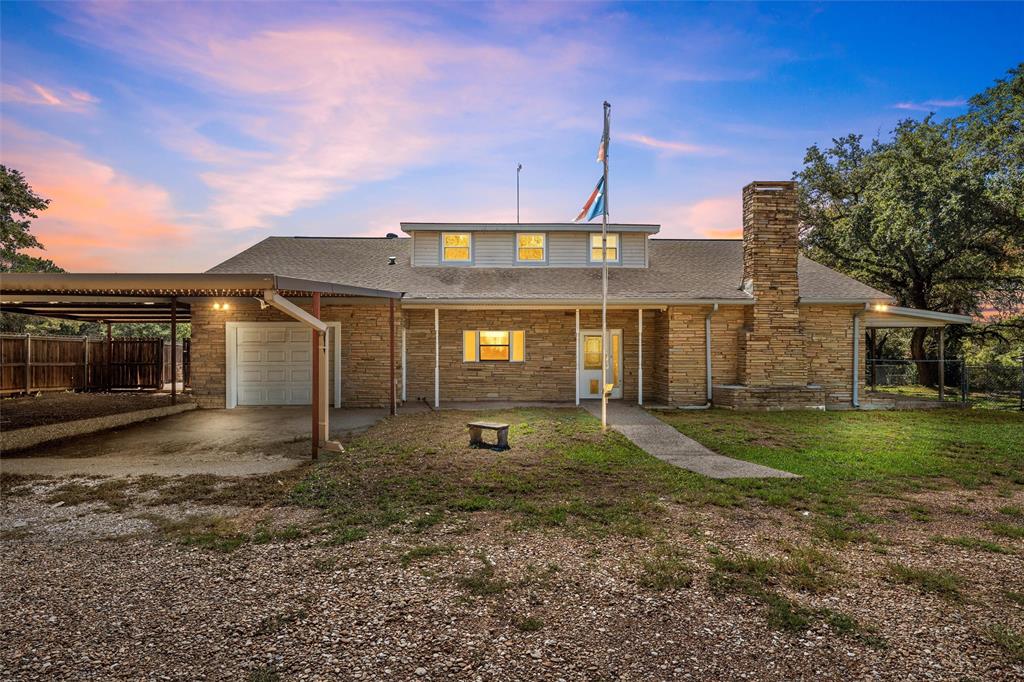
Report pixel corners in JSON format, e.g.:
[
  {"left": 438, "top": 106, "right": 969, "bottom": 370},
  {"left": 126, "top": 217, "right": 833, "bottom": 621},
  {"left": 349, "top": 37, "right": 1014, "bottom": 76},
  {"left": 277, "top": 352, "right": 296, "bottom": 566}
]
[
  {"left": 212, "top": 302, "right": 231, "bottom": 311},
  {"left": 872, "top": 304, "right": 889, "bottom": 312}
]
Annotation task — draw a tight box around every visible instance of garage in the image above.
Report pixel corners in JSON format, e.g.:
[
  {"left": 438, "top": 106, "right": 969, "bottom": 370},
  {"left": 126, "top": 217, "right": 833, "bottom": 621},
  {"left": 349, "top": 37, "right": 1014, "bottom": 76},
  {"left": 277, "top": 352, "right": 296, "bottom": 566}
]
[{"left": 226, "top": 321, "right": 342, "bottom": 409}]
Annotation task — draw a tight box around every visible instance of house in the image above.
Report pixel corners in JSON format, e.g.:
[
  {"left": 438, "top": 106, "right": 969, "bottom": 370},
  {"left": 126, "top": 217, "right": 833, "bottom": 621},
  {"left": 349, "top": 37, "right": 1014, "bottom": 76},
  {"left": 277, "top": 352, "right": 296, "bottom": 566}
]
[
  {"left": 1, "top": 181, "right": 971, "bottom": 426},
  {"left": 187, "top": 180, "right": 968, "bottom": 411}
]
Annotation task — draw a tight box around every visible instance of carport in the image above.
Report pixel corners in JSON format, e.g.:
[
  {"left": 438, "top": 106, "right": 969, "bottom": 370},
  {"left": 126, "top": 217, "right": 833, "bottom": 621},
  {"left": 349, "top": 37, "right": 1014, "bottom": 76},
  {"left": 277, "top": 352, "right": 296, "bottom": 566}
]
[{"left": 1, "top": 273, "right": 402, "bottom": 457}]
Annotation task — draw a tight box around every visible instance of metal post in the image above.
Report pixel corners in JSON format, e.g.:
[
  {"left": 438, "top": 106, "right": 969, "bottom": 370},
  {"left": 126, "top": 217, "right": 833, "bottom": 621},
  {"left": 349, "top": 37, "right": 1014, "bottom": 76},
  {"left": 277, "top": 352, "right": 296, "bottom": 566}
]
[
  {"left": 869, "top": 329, "right": 877, "bottom": 390},
  {"left": 311, "top": 293, "right": 321, "bottom": 460},
  {"left": 106, "top": 322, "right": 112, "bottom": 392},
  {"left": 637, "top": 309, "right": 643, "bottom": 406},
  {"left": 516, "top": 163, "right": 522, "bottom": 224},
  {"left": 170, "top": 296, "right": 177, "bottom": 405},
  {"left": 575, "top": 309, "right": 580, "bottom": 406},
  {"left": 83, "top": 335, "right": 89, "bottom": 391},
  {"left": 433, "top": 308, "right": 440, "bottom": 408},
  {"left": 389, "top": 298, "right": 396, "bottom": 416},
  {"left": 24, "top": 333, "right": 31, "bottom": 394},
  {"left": 938, "top": 327, "right": 945, "bottom": 402},
  {"left": 961, "top": 358, "right": 968, "bottom": 405},
  {"left": 600, "top": 101, "right": 610, "bottom": 432}
]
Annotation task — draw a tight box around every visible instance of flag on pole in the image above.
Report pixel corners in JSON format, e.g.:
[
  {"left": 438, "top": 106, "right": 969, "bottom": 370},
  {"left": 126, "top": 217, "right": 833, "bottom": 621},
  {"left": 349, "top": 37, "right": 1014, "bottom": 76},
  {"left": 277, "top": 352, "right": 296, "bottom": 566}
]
[
  {"left": 574, "top": 176, "right": 605, "bottom": 223},
  {"left": 596, "top": 110, "right": 609, "bottom": 163}
]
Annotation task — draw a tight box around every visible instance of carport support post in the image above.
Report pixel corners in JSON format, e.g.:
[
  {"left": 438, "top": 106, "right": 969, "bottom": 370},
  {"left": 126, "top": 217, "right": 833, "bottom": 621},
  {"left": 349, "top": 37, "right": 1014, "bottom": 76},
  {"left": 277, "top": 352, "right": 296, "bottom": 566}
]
[
  {"left": 938, "top": 327, "right": 945, "bottom": 402},
  {"left": 312, "top": 292, "right": 321, "bottom": 459},
  {"left": 170, "top": 296, "right": 177, "bottom": 405},
  {"left": 106, "top": 322, "right": 112, "bottom": 392},
  {"left": 389, "top": 298, "right": 396, "bottom": 416}
]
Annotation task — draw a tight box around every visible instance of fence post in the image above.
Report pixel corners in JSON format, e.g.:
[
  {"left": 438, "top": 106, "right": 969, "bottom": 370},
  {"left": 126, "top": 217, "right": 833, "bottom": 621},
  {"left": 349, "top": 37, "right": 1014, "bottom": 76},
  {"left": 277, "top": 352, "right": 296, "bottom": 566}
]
[
  {"left": 960, "top": 358, "right": 967, "bottom": 405},
  {"left": 82, "top": 336, "right": 89, "bottom": 390},
  {"left": 24, "top": 333, "right": 32, "bottom": 394}
]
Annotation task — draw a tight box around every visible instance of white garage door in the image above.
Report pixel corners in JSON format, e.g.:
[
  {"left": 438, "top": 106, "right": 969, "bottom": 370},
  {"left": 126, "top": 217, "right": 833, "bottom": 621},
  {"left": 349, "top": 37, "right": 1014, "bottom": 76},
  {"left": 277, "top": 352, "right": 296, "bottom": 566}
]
[{"left": 236, "top": 325, "right": 313, "bottom": 405}]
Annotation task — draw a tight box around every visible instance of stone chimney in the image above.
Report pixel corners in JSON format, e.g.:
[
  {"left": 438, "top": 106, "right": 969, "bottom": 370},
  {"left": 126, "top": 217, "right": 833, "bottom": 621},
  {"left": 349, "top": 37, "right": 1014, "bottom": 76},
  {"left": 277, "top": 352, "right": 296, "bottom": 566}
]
[{"left": 738, "top": 181, "right": 807, "bottom": 387}]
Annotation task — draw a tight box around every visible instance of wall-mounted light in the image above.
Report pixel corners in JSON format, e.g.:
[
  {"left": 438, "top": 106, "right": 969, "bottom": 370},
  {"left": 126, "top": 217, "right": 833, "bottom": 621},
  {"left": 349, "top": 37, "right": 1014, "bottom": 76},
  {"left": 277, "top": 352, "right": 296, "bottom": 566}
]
[
  {"left": 872, "top": 304, "right": 889, "bottom": 312},
  {"left": 143, "top": 301, "right": 155, "bottom": 306},
  {"left": 212, "top": 302, "right": 231, "bottom": 311}
]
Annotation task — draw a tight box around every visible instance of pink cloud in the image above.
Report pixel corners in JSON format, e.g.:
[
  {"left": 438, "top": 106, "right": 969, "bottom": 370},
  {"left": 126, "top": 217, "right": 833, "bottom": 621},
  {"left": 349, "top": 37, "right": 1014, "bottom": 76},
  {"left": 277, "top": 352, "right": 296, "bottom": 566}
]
[
  {"left": 620, "top": 132, "right": 725, "bottom": 156},
  {"left": 57, "top": 4, "right": 591, "bottom": 232},
  {"left": 1, "top": 122, "right": 193, "bottom": 271},
  {"left": 1, "top": 81, "right": 99, "bottom": 112},
  {"left": 648, "top": 195, "right": 742, "bottom": 239}
]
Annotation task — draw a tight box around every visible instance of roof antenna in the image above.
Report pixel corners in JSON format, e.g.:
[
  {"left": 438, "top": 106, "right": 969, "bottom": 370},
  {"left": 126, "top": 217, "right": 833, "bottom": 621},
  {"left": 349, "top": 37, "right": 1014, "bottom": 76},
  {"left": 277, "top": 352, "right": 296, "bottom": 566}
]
[{"left": 516, "top": 163, "right": 523, "bottom": 224}]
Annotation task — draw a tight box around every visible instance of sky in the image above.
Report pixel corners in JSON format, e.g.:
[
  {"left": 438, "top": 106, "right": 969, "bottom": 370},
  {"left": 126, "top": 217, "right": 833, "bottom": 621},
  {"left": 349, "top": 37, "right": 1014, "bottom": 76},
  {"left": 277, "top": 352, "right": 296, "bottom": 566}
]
[{"left": 1, "top": 1, "right": 1022, "bottom": 272}]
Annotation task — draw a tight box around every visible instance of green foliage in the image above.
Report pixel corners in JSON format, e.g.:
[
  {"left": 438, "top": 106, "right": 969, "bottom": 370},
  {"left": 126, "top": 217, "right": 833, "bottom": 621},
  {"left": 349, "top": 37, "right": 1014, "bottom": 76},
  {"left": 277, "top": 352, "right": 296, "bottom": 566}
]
[
  {"left": 795, "top": 65, "right": 1024, "bottom": 372},
  {"left": 0, "top": 165, "right": 60, "bottom": 273}
]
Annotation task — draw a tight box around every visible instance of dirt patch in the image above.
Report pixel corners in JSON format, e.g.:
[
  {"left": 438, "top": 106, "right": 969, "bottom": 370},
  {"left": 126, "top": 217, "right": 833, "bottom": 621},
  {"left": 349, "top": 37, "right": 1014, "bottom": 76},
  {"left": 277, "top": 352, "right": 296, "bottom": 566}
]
[{"left": 1, "top": 392, "right": 190, "bottom": 431}]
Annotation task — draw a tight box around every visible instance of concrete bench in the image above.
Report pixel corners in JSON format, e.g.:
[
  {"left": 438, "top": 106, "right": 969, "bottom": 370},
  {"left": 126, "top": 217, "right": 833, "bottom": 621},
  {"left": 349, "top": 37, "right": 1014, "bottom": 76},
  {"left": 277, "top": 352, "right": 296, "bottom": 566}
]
[{"left": 467, "top": 421, "right": 510, "bottom": 450}]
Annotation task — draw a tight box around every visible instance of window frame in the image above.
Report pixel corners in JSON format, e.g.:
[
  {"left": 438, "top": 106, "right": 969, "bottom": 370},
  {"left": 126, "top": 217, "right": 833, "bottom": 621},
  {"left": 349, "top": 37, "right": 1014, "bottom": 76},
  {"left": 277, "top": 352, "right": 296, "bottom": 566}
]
[
  {"left": 463, "top": 330, "right": 525, "bottom": 363},
  {"left": 588, "top": 232, "right": 621, "bottom": 264},
  {"left": 515, "top": 232, "right": 548, "bottom": 265},
  {"left": 440, "top": 232, "right": 473, "bottom": 264},
  {"left": 478, "top": 330, "right": 511, "bottom": 362}
]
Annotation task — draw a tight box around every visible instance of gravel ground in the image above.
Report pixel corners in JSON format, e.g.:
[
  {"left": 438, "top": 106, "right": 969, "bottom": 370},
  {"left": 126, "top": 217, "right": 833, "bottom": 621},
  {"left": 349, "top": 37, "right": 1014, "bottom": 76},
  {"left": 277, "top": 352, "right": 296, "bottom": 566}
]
[
  {"left": 1, "top": 392, "right": 189, "bottom": 431},
  {"left": 2, "top": 482, "right": 1022, "bottom": 681}
]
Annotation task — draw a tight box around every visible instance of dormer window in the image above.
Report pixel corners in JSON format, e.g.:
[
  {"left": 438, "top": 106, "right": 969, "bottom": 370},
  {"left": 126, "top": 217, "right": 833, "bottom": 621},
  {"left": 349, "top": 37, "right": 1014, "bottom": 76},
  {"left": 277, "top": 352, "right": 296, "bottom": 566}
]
[
  {"left": 442, "top": 232, "right": 472, "bottom": 262},
  {"left": 589, "top": 233, "right": 620, "bottom": 263},
  {"left": 516, "top": 233, "right": 546, "bottom": 263}
]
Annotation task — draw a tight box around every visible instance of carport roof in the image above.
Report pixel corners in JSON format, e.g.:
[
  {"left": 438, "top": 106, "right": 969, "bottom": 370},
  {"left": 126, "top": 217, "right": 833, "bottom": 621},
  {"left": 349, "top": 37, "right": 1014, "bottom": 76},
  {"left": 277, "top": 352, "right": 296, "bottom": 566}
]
[{"left": 0, "top": 272, "right": 401, "bottom": 323}]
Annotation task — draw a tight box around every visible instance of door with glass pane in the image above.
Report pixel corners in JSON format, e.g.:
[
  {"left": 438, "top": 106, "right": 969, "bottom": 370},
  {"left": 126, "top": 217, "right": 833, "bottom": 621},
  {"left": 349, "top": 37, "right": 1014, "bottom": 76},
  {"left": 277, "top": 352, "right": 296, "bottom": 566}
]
[{"left": 578, "top": 329, "right": 622, "bottom": 399}]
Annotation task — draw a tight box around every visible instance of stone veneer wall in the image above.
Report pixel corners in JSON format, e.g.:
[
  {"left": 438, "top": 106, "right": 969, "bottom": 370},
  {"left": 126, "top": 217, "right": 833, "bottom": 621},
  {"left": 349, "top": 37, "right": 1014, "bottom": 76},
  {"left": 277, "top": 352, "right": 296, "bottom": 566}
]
[
  {"left": 739, "top": 181, "right": 807, "bottom": 387},
  {"left": 190, "top": 300, "right": 399, "bottom": 408},
  {"left": 403, "top": 308, "right": 659, "bottom": 404},
  {"left": 801, "top": 304, "right": 865, "bottom": 405}
]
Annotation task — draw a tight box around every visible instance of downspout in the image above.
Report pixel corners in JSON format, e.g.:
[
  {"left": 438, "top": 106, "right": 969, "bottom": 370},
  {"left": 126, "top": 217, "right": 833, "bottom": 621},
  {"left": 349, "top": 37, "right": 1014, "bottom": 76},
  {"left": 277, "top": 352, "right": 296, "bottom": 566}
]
[
  {"left": 852, "top": 304, "right": 868, "bottom": 408},
  {"left": 678, "top": 303, "right": 718, "bottom": 410}
]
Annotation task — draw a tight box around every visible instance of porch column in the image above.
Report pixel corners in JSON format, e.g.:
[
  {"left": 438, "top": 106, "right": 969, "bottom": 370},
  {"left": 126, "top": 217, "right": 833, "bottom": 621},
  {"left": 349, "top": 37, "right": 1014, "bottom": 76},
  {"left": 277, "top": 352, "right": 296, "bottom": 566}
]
[
  {"left": 434, "top": 308, "right": 440, "bottom": 408},
  {"left": 637, "top": 309, "right": 643, "bottom": 406},
  {"left": 170, "top": 296, "right": 177, "bottom": 405},
  {"left": 575, "top": 309, "right": 580, "bottom": 406},
  {"left": 389, "top": 298, "right": 396, "bottom": 416},
  {"left": 312, "top": 292, "right": 321, "bottom": 459},
  {"left": 401, "top": 323, "right": 407, "bottom": 402},
  {"left": 938, "top": 327, "right": 945, "bottom": 401}
]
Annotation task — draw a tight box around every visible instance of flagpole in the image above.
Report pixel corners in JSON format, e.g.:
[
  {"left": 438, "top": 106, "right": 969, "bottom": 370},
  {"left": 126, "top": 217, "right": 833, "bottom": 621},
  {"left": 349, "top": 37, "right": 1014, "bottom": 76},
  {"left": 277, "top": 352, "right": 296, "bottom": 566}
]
[{"left": 601, "top": 101, "right": 610, "bottom": 432}]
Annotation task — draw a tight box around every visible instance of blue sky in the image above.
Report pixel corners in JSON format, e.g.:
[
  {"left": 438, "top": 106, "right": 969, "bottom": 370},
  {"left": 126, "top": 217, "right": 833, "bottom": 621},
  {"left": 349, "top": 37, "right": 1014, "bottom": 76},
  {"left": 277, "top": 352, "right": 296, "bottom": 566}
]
[{"left": 1, "top": 1, "right": 1021, "bottom": 271}]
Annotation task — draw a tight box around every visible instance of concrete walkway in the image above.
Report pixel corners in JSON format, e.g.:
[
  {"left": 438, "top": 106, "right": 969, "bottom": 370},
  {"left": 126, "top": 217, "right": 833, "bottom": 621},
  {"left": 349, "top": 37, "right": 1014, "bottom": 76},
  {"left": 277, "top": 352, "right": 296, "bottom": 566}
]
[{"left": 583, "top": 402, "right": 799, "bottom": 479}]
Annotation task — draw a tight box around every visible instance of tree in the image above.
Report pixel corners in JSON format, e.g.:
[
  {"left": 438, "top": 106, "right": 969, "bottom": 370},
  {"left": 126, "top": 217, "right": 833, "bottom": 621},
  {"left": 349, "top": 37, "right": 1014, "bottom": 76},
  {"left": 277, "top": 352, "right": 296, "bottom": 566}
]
[
  {"left": 1, "top": 165, "right": 62, "bottom": 273},
  {"left": 795, "top": 65, "right": 1024, "bottom": 385}
]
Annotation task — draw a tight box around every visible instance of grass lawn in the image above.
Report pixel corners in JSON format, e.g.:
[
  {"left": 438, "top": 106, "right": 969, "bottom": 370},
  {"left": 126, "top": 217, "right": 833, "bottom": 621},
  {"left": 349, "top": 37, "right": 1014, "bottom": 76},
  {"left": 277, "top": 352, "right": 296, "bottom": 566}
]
[
  {"left": 5, "top": 406, "right": 1024, "bottom": 678},
  {"left": 657, "top": 408, "right": 1023, "bottom": 514},
  {"left": 289, "top": 407, "right": 1023, "bottom": 540}
]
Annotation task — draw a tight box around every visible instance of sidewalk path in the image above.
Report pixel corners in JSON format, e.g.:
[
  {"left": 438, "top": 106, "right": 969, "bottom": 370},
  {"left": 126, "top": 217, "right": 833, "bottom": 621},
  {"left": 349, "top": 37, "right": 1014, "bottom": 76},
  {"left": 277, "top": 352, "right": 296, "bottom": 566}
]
[{"left": 583, "top": 402, "right": 800, "bottom": 480}]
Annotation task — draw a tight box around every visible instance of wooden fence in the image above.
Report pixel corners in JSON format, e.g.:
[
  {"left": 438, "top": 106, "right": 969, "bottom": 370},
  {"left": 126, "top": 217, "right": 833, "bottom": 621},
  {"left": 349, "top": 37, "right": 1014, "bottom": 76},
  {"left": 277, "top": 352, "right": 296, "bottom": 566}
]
[{"left": 0, "top": 334, "right": 189, "bottom": 395}]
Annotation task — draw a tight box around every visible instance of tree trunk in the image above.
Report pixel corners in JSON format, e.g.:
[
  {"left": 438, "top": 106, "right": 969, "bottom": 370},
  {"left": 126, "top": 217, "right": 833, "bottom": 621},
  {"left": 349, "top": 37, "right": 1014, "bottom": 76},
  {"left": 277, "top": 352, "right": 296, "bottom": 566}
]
[{"left": 910, "top": 327, "right": 938, "bottom": 387}]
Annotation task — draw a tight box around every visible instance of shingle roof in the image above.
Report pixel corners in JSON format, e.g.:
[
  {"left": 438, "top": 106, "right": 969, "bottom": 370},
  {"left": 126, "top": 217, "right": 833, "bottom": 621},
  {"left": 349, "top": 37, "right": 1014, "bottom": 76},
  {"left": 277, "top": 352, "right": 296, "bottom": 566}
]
[{"left": 208, "top": 237, "right": 893, "bottom": 303}]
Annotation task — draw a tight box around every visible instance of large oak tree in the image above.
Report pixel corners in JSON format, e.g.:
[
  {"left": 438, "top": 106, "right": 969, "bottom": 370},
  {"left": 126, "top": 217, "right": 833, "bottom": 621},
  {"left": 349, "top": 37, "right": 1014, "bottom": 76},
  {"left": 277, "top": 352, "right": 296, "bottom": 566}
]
[{"left": 795, "top": 65, "right": 1024, "bottom": 384}]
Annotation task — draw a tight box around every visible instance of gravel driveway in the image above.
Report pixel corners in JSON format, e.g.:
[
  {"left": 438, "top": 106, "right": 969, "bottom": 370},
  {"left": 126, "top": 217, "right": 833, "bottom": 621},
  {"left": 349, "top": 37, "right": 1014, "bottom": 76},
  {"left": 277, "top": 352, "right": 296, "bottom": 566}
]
[{"left": 2, "top": 485, "right": 1021, "bottom": 681}]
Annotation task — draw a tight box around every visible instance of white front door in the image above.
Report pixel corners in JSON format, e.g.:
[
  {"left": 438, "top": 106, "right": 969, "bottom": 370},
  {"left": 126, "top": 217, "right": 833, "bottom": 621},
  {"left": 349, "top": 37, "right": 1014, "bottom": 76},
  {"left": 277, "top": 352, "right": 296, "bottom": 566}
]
[
  {"left": 236, "top": 324, "right": 313, "bottom": 405},
  {"left": 579, "top": 329, "right": 622, "bottom": 399}
]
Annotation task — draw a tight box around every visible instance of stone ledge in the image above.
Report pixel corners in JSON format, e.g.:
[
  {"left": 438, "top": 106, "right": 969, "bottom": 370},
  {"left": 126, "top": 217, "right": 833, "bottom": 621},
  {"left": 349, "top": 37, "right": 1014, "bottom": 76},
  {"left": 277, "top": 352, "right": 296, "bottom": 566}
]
[
  {"left": 712, "top": 384, "right": 826, "bottom": 411},
  {"left": 1, "top": 402, "right": 198, "bottom": 454}
]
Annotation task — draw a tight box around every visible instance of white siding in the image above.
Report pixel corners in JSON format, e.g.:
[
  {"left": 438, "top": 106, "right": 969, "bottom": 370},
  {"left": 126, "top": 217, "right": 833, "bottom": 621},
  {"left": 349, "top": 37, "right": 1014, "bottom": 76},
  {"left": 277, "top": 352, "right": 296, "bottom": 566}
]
[
  {"left": 474, "top": 232, "right": 516, "bottom": 266},
  {"left": 413, "top": 231, "right": 440, "bottom": 266},
  {"left": 548, "top": 233, "right": 589, "bottom": 266},
  {"left": 621, "top": 233, "right": 646, "bottom": 267},
  {"left": 410, "top": 230, "right": 647, "bottom": 268}
]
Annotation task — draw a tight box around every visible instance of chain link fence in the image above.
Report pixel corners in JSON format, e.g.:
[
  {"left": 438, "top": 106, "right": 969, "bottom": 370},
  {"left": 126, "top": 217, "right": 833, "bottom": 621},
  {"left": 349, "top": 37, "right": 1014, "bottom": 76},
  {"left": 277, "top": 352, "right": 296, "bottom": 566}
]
[{"left": 867, "top": 357, "right": 1023, "bottom": 410}]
